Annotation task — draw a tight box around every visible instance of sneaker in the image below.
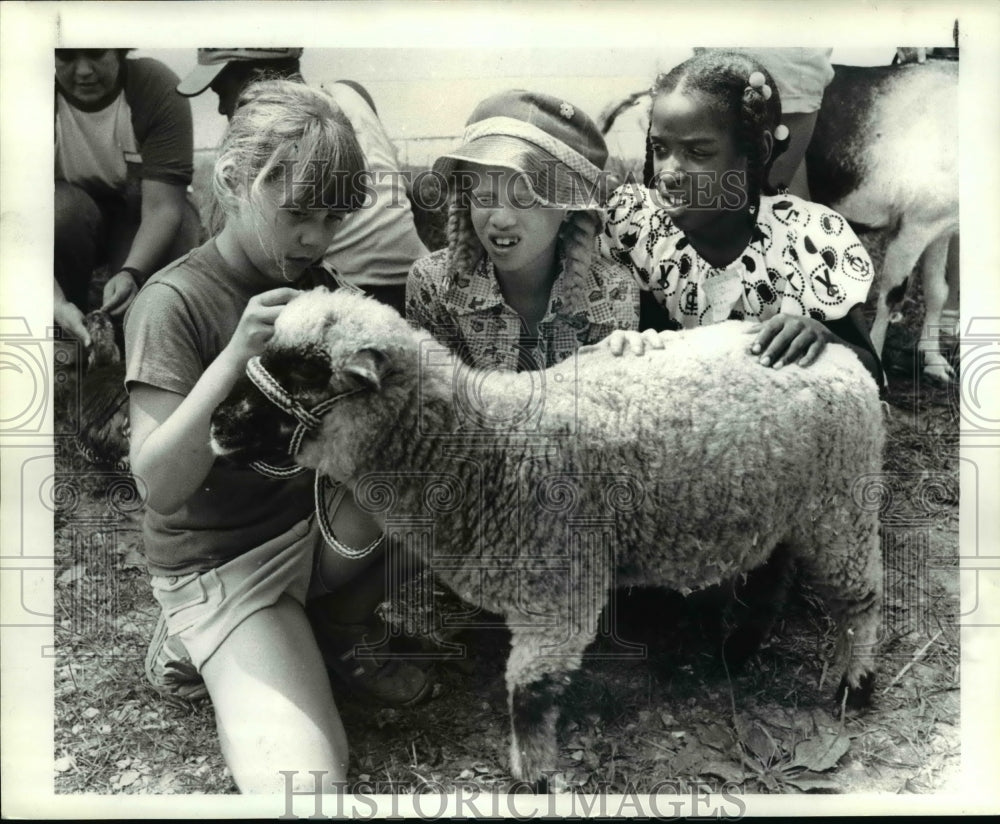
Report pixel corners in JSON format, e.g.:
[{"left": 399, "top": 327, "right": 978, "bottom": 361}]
[
  {"left": 310, "top": 615, "right": 434, "bottom": 708},
  {"left": 144, "top": 611, "right": 209, "bottom": 702}
]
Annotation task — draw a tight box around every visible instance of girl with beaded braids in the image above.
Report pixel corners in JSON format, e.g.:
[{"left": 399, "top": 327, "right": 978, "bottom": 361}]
[
  {"left": 406, "top": 90, "right": 639, "bottom": 372},
  {"left": 598, "top": 50, "right": 883, "bottom": 389}
]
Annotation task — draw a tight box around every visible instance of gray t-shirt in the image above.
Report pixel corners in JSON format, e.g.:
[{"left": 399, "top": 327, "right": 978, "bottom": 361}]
[{"left": 124, "top": 239, "right": 319, "bottom": 576}]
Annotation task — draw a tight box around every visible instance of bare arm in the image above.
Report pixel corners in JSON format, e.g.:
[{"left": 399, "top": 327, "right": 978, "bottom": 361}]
[
  {"left": 129, "top": 348, "right": 244, "bottom": 515},
  {"left": 53, "top": 279, "right": 91, "bottom": 346},
  {"left": 103, "top": 179, "right": 190, "bottom": 317},
  {"left": 129, "top": 287, "right": 300, "bottom": 514},
  {"left": 750, "top": 306, "right": 884, "bottom": 389}
]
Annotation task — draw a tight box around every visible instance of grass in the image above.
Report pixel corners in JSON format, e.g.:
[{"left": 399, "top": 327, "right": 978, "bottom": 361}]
[{"left": 51, "top": 168, "right": 961, "bottom": 797}]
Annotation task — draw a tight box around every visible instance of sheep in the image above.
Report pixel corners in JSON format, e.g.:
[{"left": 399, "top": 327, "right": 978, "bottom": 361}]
[{"left": 209, "top": 287, "right": 885, "bottom": 786}]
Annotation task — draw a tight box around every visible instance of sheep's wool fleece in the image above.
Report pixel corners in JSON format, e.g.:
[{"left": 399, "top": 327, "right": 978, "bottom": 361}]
[{"left": 263, "top": 290, "right": 884, "bottom": 606}]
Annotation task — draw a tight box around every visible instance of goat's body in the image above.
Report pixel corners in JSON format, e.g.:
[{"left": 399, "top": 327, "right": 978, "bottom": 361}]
[
  {"left": 77, "top": 310, "right": 129, "bottom": 469},
  {"left": 212, "top": 291, "right": 885, "bottom": 784},
  {"left": 807, "top": 60, "right": 959, "bottom": 381}
]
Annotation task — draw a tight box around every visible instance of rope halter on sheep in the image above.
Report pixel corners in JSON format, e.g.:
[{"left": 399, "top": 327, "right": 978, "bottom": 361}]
[{"left": 244, "top": 355, "right": 382, "bottom": 560}]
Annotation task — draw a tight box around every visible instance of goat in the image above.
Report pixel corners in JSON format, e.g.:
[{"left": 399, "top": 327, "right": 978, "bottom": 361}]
[
  {"left": 806, "top": 58, "right": 958, "bottom": 382},
  {"left": 75, "top": 310, "right": 129, "bottom": 470}
]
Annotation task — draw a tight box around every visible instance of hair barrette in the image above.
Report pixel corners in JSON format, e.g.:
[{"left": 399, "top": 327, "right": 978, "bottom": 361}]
[{"left": 748, "top": 71, "right": 772, "bottom": 100}]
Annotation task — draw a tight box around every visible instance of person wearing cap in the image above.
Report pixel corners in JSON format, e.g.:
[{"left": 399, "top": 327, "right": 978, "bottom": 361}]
[
  {"left": 406, "top": 89, "right": 639, "bottom": 372},
  {"left": 177, "top": 48, "right": 427, "bottom": 314},
  {"left": 55, "top": 49, "right": 201, "bottom": 346}
]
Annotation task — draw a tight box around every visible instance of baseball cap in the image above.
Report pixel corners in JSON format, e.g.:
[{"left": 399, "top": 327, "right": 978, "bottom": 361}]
[
  {"left": 433, "top": 89, "right": 609, "bottom": 210},
  {"left": 177, "top": 48, "right": 304, "bottom": 96}
]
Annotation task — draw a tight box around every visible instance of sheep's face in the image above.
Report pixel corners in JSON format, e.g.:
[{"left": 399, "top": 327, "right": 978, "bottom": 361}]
[
  {"left": 210, "top": 286, "right": 422, "bottom": 473},
  {"left": 210, "top": 343, "right": 336, "bottom": 467}
]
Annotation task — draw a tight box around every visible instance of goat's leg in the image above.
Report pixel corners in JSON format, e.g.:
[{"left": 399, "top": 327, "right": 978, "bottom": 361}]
[
  {"left": 918, "top": 231, "right": 958, "bottom": 382},
  {"left": 944, "top": 233, "right": 960, "bottom": 318},
  {"left": 870, "top": 220, "right": 935, "bottom": 358}
]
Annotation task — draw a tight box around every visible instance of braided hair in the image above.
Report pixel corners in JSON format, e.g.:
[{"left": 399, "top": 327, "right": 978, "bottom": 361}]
[
  {"left": 444, "top": 192, "right": 482, "bottom": 284},
  {"left": 644, "top": 51, "right": 791, "bottom": 214}
]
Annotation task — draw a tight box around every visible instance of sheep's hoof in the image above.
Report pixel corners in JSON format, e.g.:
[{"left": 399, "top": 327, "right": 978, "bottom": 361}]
[
  {"left": 509, "top": 750, "right": 553, "bottom": 794},
  {"left": 510, "top": 771, "right": 549, "bottom": 794},
  {"left": 835, "top": 671, "right": 875, "bottom": 709},
  {"left": 509, "top": 675, "right": 562, "bottom": 790}
]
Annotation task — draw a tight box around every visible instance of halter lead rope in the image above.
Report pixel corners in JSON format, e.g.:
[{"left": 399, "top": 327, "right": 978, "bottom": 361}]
[{"left": 244, "top": 355, "right": 382, "bottom": 559}]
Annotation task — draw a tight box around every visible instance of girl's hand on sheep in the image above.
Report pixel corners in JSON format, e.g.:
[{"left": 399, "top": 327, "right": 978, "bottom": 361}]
[
  {"left": 581, "top": 329, "right": 666, "bottom": 357},
  {"left": 222, "top": 287, "right": 301, "bottom": 370},
  {"left": 748, "top": 314, "right": 834, "bottom": 369}
]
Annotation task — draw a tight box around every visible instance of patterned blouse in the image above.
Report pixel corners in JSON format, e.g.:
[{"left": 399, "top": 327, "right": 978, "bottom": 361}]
[
  {"left": 597, "top": 184, "right": 874, "bottom": 327},
  {"left": 406, "top": 248, "right": 639, "bottom": 371}
]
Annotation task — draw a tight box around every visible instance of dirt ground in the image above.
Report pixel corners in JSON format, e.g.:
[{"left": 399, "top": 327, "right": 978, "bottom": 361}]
[{"left": 51, "top": 210, "right": 961, "bottom": 799}]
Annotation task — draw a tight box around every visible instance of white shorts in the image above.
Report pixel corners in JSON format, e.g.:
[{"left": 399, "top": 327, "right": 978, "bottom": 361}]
[{"left": 149, "top": 485, "right": 354, "bottom": 670}]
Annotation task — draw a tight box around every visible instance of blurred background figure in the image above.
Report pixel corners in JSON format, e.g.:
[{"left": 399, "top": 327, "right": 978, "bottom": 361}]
[
  {"left": 55, "top": 48, "right": 201, "bottom": 347},
  {"left": 177, "top": 48, "right": 427, "bottom": 314}
]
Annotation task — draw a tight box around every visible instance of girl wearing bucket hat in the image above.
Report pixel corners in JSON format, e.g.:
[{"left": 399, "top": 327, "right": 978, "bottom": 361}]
[{"left": 406, "top": 90, "right": 638, "bottom": 372}]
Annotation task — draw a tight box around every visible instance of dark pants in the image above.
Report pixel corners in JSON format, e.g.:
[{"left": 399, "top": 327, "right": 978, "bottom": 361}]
[
  {"left": 363, "top": 282, "right": 407, "bottom": 317},
  {"left": 54, "top": 180, "right": 202, "bottom": 310}
]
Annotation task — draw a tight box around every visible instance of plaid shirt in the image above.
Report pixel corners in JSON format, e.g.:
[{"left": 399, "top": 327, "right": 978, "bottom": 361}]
[{"left": 406, "top": 249, "right": 639, "bottom": 371}]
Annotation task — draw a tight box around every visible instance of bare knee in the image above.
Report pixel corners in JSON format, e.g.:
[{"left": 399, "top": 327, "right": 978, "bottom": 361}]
[{"left": 201, "top": 595, "right": 351, "bottom": 793}]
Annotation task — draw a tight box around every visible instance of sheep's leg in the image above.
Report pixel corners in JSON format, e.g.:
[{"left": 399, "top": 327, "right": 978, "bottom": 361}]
[
  {"left": 917, "top": 231, "right": 957, "bottom": 383},
  {"left": 505, "top": 609, "right": 601, "bottom": 788},
  {"left": 718, "top": 544, "right": 795, "bottom": 670},
  {"left": 799, "top": 527, "right": 883, "bottom": 709},
  {"left": 830, "top": 579, "right": 882, "bottom": 710}
]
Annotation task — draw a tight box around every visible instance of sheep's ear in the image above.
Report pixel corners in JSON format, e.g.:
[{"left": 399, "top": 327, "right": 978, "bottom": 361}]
[{"left": 343, "top": 347, "right": 390, "bottom": 391}]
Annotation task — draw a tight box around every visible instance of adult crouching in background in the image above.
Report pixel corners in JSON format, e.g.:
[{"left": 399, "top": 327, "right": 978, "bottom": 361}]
[
  {"left": 176, "top": 48, "right": 428, "bottom": 315},
  {"left": 55, "top": 48, "right": 201, "bottom": 347}
]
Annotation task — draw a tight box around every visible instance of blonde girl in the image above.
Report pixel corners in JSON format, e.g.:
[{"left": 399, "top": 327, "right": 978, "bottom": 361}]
[
  {"left": 125, "top": 79, "right": 428, "bottom": 794},
  {"left": 406, "top": 89, "right": 639, "bottom": 372}
]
